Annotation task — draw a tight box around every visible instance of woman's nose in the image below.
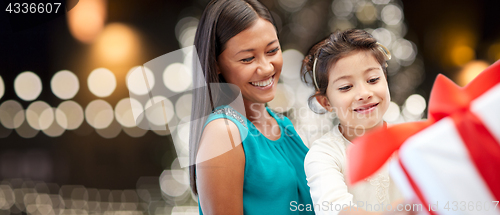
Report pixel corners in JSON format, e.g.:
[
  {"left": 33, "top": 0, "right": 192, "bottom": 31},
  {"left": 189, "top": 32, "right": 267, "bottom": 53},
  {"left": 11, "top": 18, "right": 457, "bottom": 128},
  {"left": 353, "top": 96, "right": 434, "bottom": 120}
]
[{"left": 257, "top": 58, "right": 274, "bottom": 76}]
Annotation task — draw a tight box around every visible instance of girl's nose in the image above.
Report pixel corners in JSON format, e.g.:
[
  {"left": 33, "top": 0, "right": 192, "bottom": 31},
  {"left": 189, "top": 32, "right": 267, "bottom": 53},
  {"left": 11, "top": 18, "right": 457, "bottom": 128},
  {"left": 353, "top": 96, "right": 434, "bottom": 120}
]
[{"left": 355, "top": 83, "right": 373, "bottom": 101}]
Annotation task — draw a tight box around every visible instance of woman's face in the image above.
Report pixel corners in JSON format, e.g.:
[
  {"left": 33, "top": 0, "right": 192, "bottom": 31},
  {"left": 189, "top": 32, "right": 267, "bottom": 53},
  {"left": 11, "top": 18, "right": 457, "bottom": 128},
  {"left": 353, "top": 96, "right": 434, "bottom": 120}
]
[
  {"left": 217, "top": 18, "right": 282, "bottom": 104},
  {"left": 320, "top": 50, "right": 390, "bottom": 130}
]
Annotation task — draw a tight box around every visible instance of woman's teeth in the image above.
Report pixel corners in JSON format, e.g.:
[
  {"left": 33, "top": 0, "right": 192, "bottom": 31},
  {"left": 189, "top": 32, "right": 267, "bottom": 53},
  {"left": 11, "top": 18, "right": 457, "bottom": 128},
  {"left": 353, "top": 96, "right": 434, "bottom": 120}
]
[{"left": 250, "top": 76, "right": 273, "bottom": 87}]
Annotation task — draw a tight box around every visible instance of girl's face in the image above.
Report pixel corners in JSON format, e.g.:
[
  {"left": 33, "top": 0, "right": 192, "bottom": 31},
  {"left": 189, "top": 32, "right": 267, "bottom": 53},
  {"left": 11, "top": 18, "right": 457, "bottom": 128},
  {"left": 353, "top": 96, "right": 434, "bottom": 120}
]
[
  {"left": 217, "top": 18, "right": 282, "bottom": 104},
  {"left": 318, "top": 50, "right": 390, "bottom": 130}
]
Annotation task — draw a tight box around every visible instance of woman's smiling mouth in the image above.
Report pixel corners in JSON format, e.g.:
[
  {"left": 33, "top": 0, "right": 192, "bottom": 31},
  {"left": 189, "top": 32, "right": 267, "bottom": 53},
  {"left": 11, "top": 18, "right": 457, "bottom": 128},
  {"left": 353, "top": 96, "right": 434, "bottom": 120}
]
[{"left": 250, "top": 75, "right": 274, "bottom": 87}]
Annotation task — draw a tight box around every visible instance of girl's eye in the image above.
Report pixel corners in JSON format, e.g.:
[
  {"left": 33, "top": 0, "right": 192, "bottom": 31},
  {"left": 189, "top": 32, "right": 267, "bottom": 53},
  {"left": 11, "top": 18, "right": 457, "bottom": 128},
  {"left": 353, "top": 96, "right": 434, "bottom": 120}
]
[
  {"left": 338, "top": 85, "right": 352, "bottom": 91},
  {"left": 368, "top": 77, "right": 380, "bottom": 83},
  {"left": 268, "top": 47, "right": 280, "bottom": 54},
  {"left": 241, "top": 57, "right": 254, "bottom": 63}
]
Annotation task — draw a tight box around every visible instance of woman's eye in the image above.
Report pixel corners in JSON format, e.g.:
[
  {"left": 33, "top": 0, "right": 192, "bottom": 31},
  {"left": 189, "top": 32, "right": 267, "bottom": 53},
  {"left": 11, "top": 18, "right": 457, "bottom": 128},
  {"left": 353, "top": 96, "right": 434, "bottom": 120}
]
[
  {"left": 241, "top": 57, "right": 254, "bottom": 63},
  {"left": 368, "top": 77, "right": 380, "bottom": 83},
  {"left": 338, "top": 85, "right": 351, "bottom": 91},
  {"left": 268, "top": 47, "right": 280, "bottom": 54}
]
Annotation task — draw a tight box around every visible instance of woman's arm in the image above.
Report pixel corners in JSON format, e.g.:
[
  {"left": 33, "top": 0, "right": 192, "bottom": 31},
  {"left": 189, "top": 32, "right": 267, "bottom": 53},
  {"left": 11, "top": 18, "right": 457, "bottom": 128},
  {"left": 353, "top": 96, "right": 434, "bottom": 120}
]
[{"left": 196, "top": 118, "right": 245, "bottom": 215}]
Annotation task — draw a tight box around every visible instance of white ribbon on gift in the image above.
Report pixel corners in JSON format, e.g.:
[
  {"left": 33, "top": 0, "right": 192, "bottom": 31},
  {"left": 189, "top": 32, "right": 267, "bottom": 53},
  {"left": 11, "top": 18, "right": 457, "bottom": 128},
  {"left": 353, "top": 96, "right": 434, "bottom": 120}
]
[{"left": 390, "top": 83, "right": 500, "bottom": 215}]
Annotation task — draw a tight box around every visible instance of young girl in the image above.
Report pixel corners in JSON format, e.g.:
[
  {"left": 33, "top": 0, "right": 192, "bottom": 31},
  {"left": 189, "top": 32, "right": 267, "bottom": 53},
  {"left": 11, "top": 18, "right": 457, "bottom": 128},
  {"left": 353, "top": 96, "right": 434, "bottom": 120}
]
[
  {"left": 301, "top": 29, "right": 403, "bottom": 214},
  {"left": 189, "top": 0, "right": 314, "bottom": 214}
]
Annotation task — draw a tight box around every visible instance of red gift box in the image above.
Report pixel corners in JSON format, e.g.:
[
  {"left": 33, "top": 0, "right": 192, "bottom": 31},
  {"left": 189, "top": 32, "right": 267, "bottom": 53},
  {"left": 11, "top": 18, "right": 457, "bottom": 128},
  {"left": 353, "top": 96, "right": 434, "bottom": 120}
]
[{"left": 347, "top": 60, "right": 500, "bottom": 214}]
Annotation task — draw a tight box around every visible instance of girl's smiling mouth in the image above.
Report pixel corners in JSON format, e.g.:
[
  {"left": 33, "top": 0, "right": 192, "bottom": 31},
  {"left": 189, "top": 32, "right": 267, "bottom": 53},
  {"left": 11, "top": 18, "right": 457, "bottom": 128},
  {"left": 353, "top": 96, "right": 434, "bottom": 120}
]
[{"left": 353, "top": 102, "right": 379, "bottom": 114}]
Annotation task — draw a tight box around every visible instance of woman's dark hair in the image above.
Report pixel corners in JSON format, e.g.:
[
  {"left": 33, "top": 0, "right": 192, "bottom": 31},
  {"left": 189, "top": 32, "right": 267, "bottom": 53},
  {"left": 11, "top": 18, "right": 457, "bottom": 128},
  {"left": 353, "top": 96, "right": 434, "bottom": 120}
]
[
  {"left": 300, "top": 29, "right": 390, "bottom": 114},
  {"left": 189, "top": 0, "right": 276, "bottom": 196}
]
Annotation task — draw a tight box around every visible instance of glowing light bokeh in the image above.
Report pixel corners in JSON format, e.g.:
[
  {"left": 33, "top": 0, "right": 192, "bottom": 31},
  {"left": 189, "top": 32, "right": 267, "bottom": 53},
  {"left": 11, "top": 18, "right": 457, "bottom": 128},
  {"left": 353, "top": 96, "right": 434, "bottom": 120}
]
[
  {"left": 268, "top": 83, "right": 295, "bottom": 112},
  {"left": 487, "top": 43, "right": 500, "bottom": 62},
  {"left": 94, "top": 23, "right": 139, "bottom": 64},
  {"left": 55, "top": 100, "right": 84, "bottom": 130},
  {"left": 383, "top": 101, "right": 401, "bottom": 122},
  {"left": 171, "top": 169, "right": 189, "bottom": 187},
  {"left": 0, "top": 185, "right": 15, "bottom": 210},
  {"left": 451, "top": 45, "right": 475, "bottom": 66},
  {"left": 372, "top": 0, "right": 390, "bottom": 4},
  {"left": 0, "top": 100, "right": 25, "bottom": 129},
  {"left": 386, "top": 22, "right": 408, "bottom": 37},
  {"left": 179, "top": 27, "right": 197, "bottom": 49},
  {"left": 26, "top": 101, "right": 53, "bottom": 130},
  {"left": 278, "top": 0, "right": 307, "bottom": 13},
  {"left": 126, "top": 66, "right": 155, "bottom": 96},
  {"left": 332, "top": 0, "right": 355, "bottom": 17},
  {"left": 182, "top": 49, "right": 195, "bottom": 72},
  {"left": 176, "top": 17, "right": 198, "bottom": 50},
  {"left": 0, "top": 75, "right": 4, "bottom": 100},
  {"left": 393, "top": 39, "right": 416, "bottom": 65},
  {"left": 42, "top": 108, "right": 65, "bottom": 137},
  {"left": 121, "top": 190, "right": 139, "bottom": 210},
  {"left": 438, "top": 28, "right": 476, "bottom": 68},
  {"left": 0, "top": 179, "right": 170, "bottom": 214},
  {"left": 51, "top": 70, "right": 80, "bottom": 100},
  {"left": 457, "top": 60, "right": 489, "bottom": 87},
  {"left": 175, "top": 17, "right": 198, "bottom": 41},
  {"left": 95, "top": 118, "right": 121, "bottom": 139},
  {"left": 329, "top": 17, "right": 356, "bottom": 31},
  {"left": 356, "top": 2, "right": 377, "bottom": 24},
  {"left": 281, "top": 49, "right": 304, "bottom": 80},
  {"left": 381, "top": 4, "right": 403, "bottom": 25},
  {"left": 67, "top": 0, "right": 106, "bottom": 43},
  {"left": 85, "top": 99, "right": 114, "bottom": 129},
  {"left": 122, "top": 126, "right": 147, "bottom": 138},
  {"left": 404, "top": 94, "right": 427, "bottom": 115},
  {"left": 372, "top": 28, "right": 393, "bottom": 47},
  {"left": 174, "top": 94, "right": 192, "bottom": 120},
  {"left": 88, "top": 68, "right": 116, "bottom": 98},
  {"left": 144, "top": 96, "right": 174, "bottom": 126},
  {"left": 115, "top": 98, "right": 144, "bottom": 128},
  {"left": 159, "top": 170, "right": 189, "bottom": 197},
  {"left": 14, "top": 72, "right": 43, "bottom": 101},
  {"left": 152, "top": 128, "right": 170, "bottom": 136},
  {"left": 295, "top": 82, "right": 314, "bottom": 108},
  {"left": 39, "top": 106, "right": 55, "bottom": 131},
  {"left": 15, "top": 118, "right": 39, "bottom": 138},
  {"left": 175, "top": 118, "right": 190, "bottom": 149},
  {"left": 163, "top": 63, "right": 192, "bottom": 93}
]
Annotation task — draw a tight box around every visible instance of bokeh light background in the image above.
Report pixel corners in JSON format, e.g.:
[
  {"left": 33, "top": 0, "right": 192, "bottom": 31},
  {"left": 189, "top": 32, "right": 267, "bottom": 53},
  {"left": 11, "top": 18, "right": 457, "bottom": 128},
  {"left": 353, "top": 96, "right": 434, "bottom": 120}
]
[{"left": 0, "top": 0, "right": 499, "bottom": 214}]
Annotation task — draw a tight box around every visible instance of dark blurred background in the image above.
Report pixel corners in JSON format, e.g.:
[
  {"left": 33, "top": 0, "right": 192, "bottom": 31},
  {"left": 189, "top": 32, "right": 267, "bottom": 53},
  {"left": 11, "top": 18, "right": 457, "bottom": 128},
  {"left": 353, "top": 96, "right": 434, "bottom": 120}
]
[{"left": 0, "top": 0, "right": 499, "bottom": 214}]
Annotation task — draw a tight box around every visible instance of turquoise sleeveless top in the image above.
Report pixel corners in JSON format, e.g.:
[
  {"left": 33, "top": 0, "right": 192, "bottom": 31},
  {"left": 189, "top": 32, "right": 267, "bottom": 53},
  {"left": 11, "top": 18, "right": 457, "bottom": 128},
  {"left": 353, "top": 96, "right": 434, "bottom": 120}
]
[{"left": 198, "top": 105, "right": 314, "bottom": 214}]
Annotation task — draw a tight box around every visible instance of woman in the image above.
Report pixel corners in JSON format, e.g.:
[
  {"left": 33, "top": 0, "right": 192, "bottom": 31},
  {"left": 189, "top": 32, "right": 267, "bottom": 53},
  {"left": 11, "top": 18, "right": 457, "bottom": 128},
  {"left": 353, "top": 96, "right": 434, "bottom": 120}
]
[{"left": 189, "top": 0, "right": 314, "bottom": 214}]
